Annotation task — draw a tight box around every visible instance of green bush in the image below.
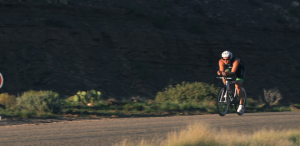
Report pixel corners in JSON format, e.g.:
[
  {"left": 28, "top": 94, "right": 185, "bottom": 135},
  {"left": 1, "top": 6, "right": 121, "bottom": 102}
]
[
  {"left": 121, "top": 102, "right": 146, "bottom": 111},
  {"left": 149, "top": 103, "right": 160, "bottom": 110},
  {"left": 160, "top": 102, "right": 171, "bottom": 111},
  {"left": 247, "top": 98, "right": 259, "bottom": 107},
  {"left": 123, "top": 103, "right": 132, "bottom": 111},
  {"left": 169, "top": 103, "right": 180, "bottom": 110},
  {"left": 66, "top": 90, "right": 102, "bottom": 105},
  {"left": 155, "top": 82, "right": 219, "bottom": 103},
  {"left": 197, "top": 100, "right": 216, "bottom": 112},
  {"left": 0, "top": 93, "right": 16, "bottom": 108},
  {"left": 14, "top": 110, "right": 35, "bottom": 118},
  {"left": 15, "top": 90, "right": 61, "bottom": 114},
  {"left": 144, "top": 107, "right": 154, "bottom": 113},
  {"left": 180, "top": 103, "right": 199, "bottom": 110},
  {"left": 159, "top": 102, "right": 180, "bottom": 111},
  {"left": 131, "top": 103, "right": 144, "bottom": 111}
]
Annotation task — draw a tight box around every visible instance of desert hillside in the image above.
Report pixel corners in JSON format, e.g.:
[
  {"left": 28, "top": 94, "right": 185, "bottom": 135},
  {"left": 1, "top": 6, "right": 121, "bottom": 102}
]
[{"left": 0, "top": 0, "right": 299, "bottom": 103}]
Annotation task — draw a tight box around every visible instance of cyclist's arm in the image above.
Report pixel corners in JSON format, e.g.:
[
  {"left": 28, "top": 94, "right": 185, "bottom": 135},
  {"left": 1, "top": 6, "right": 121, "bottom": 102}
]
[
  {"left": 226, "top": 59, "right": 240, "bottom": 76},
  {"left": 218, "top": 59, "right": 225, "bottom": 71},
  {"left": 218, "top": 59, "right": 226, "bottom": 84}
]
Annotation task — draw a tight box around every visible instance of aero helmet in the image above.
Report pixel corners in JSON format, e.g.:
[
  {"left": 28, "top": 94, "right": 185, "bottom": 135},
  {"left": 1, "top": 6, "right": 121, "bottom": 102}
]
[{"left": 221, "top": 51, "right": 233, "bottom": 59}]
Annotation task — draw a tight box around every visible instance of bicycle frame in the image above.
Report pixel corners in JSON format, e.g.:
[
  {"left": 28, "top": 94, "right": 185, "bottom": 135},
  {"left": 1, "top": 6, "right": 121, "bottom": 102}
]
[{"left": 216, "top": 77, "right": 237, "bottom": 103}]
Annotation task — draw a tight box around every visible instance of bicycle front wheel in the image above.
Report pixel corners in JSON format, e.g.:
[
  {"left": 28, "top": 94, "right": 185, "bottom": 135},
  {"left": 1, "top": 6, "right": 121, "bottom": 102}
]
[{"left": 217, "top": 88, "right": 230, "bottom": 116}]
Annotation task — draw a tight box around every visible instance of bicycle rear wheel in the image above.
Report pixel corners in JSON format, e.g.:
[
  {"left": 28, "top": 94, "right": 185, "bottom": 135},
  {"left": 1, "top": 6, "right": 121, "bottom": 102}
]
[
  {"left": 217, "top": 88, "right": 230, "bottom": 116},
  {"left": 235, "top": 87, "right": 247, "bottom": 116}
]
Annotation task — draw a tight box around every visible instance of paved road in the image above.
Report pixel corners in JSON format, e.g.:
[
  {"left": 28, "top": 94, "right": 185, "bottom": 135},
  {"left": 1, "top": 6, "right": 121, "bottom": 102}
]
[{"left": 0, "top": 112, "right": 300, "bottom": 146}]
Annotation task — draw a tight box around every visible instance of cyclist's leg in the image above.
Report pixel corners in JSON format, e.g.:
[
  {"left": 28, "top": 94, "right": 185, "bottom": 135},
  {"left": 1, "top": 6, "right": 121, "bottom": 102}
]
[
  {"left": 235, "top": 79, "right": 244, "bottom": 104},
  {"left": 235, "top": 67, "right": 245, "bottom": 104}
]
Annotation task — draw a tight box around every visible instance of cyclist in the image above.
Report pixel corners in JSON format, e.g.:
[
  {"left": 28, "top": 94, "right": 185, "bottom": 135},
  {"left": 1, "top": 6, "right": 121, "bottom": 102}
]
[{"left": 217, "top": 51, "right": 246, "bottom": 114}]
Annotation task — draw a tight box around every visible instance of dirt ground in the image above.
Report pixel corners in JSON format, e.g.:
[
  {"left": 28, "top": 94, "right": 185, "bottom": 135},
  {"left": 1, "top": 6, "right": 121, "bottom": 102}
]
[
  {"left": 0, "top": 112, "right": 300, "bottom": 146},
  {"left": 0, "top": 115, "right": 104, "bottom": 126}
]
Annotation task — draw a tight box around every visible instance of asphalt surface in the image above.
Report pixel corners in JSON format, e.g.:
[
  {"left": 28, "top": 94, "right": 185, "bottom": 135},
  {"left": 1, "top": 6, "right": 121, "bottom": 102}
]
[{"left": 0, "top": 111, "right": 300, "bottom": 146}]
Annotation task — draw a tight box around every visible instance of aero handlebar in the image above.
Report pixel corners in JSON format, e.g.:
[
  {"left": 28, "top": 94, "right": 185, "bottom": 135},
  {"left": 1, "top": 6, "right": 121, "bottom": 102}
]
[{"left": 214, "top": 76, "right": 234, "bottom": 80}]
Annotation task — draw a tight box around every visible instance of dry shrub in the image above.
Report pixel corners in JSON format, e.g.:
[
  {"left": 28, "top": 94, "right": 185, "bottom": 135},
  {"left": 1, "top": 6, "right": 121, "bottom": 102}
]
[
  {"left": 0, "top": 93, "right": 16, "bottom": 108},
  {"left": 263, "top": 88, "right": 282, "bottom": 105},
  {"left": 147, "top": 100, "right": 156, "bottom": 105},
  {"left": 106, "top": 98, "right": 120, "bottom": 105},
  {"left": 130, "top": 96, "right": 143, "bottom": 103}
]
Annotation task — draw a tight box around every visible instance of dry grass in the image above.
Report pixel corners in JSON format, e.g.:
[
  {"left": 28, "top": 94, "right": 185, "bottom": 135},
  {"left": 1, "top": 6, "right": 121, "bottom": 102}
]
[{"left": 114, "top": 122, "right": 300, "bottom": 146}]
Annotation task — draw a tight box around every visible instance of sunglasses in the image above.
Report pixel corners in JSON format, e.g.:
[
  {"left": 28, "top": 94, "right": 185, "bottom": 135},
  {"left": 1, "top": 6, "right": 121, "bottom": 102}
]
[{"left": 223, "top": 58, "right": 230, "bottom": 61}]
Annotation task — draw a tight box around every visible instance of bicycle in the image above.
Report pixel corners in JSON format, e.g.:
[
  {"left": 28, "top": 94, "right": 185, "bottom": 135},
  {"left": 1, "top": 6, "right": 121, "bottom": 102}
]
[{"left": 215, "top": 76, "right": 247, "bottom": 116}]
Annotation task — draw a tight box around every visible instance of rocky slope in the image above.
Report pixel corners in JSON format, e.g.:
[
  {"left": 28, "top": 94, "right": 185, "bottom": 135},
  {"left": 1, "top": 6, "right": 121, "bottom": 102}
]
[{"left": 0, "top": 0, "right": 300, "bottom": 103}]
